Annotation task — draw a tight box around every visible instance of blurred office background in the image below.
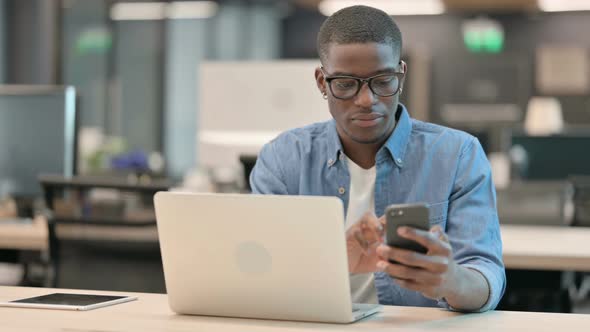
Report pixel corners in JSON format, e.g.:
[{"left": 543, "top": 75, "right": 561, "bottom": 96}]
[{"left": 1, "top": 0, "right": 590, "bottom": 314}]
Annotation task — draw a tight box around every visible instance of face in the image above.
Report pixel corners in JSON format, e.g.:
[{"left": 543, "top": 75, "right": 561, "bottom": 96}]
[{"left": 315, "top": 42, "right": 404, "bottom": 145}]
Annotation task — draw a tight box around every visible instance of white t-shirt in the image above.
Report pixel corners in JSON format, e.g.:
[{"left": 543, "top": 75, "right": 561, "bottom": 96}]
[{"left": 344, "top": 156, "right": 379, "bottom": 304}]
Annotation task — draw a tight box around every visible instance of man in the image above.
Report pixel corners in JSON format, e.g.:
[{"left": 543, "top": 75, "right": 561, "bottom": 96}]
[{"left": 250, "top": 5, "right": 505, "bottom": 312}]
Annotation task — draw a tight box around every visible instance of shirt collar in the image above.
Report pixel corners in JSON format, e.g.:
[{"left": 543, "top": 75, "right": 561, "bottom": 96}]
[
  {"left": 326, "top": 103, "right": 412, "bottom": 169},
  {"left": 382, "top": 104, "right": 412, "bottom": 168},
  {"left": 326, "top": 119, "right": 344, "bottom": 168}
]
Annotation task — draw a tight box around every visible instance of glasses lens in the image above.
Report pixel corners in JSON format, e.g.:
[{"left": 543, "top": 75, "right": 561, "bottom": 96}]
[
  {"left": 370, "top": 75, "right": 400, "bottom": 96},
  {"left": 329, "top": 78, "right": 359, "bottom": 99}
]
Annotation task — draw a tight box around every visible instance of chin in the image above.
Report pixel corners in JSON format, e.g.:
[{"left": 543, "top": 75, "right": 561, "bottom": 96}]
[{"left": 349, "top": 133, "right": 384, "bottom": 144}]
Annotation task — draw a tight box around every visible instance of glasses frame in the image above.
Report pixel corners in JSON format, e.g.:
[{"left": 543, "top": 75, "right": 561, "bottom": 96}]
[{"left": 321, "top": 61, "right": 407, "bottom": 100}]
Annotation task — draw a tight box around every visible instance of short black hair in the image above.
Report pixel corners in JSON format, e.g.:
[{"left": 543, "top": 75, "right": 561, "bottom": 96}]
[{"left": 317, "top": 5, "right": 402, "bottom": 64}]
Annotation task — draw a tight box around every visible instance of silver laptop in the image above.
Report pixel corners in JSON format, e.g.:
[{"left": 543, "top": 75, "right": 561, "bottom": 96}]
[{"left": 154, "top": 192, "right": 381, "bottom": 323}]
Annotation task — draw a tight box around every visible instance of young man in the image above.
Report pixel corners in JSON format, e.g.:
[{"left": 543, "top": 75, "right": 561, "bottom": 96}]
[{"left": 250, "top": 5, "right": 505, "bottom": 312}]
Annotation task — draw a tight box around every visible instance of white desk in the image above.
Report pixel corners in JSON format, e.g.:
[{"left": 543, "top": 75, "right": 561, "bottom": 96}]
[
  {"left": 1, "top": 286, "right": 589, "bottom": 332},
  {"left": 501, "top": 225, "right": 590, "bottom": 271}
]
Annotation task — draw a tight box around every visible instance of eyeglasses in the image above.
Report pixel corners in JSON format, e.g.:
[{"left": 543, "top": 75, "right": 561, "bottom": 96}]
[{"left": 321, "top": 62, "right": 406, "bottom": 100}]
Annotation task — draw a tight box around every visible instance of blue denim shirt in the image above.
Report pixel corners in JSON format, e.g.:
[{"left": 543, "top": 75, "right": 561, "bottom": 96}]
[{"left": 250, "top": 105, "right": 505, "bottom": 311}]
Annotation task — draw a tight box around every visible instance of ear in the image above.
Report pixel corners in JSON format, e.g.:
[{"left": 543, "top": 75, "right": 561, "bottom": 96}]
[
  {"left": 315, "top": 67, "right": 327, "bottom": 95},
  {"left": 399, "top": 60, "right": 408, "bottom": 91}
]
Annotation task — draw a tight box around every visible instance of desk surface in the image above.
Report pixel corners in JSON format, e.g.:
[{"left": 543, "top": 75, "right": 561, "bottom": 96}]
[
  {"left": 501, "top": 225, "right": 590, "bottom": 271},
  {"left": 1, "top": 286, "right": 590, "bottom": 332}
]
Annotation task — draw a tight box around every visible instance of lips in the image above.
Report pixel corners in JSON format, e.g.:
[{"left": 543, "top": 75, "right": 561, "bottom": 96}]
[
  {"left": 353, "top": 113, "right": 384, "bottom": 121},
  {"left": 351, "top": 113, "right": 385, "bottom": 128}
]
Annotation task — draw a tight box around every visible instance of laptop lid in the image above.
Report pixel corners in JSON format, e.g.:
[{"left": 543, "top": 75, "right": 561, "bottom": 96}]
[{"left": 154, "top": 192, "right": 357, "bottom": 323}]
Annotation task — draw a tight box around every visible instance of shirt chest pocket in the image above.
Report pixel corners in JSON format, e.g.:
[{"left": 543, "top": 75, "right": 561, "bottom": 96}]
[{"left": 428, "top": 200, "right": 448, "bottom": 228}]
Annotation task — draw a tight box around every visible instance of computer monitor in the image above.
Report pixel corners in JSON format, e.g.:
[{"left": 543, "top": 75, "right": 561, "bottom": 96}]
[
  {"left": 511, "top": 133, "right": 590, "bottom": 180},
  {"left": 239, "top": 154, "right": 258, "bottom": 191},
  {"left": 0, "top": 86, "right": 77, "bottom": 197},
  {"left": 439, "top": 56, "right": 529, "bottom": 126},
  {"left": 198, "top": 60, "right": 331, "bottom": 170}
]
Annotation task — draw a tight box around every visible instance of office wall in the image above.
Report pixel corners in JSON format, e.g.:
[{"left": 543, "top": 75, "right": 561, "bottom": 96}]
[
  {"left": 0, "top": 0, "right": 5, "bottom": 83},
  {"left": 164, "top": 3, "right": 281, "bottom": 178},
  {"left": 282, "top": 10, "right": 590, "bottom": 125},
  {"left": 5, "top": 0, "right": 59, "bottom": 84},
  {"left": 61, "top": 0, "right": 110, "bottom": 129},
  {"left": 114, "top": 21, "right": 164, "bottom": 153},
  {"left": 164, "top": 19, "right": 209, "bottom": 179},
  {"left": 62, "top": 1, "right": 167, "bottom": 155}
]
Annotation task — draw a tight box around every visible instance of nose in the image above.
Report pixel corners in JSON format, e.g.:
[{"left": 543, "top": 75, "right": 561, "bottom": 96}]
[{"left": 354, "top": 81, "right": 377, "bottom": 108}]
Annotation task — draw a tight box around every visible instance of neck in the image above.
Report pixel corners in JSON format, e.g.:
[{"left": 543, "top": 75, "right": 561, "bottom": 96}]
[
  {"left": 338, "top": 126, "right": 395, "bottom": 169},
  {"left": 336, "top": 108, "right": 400, "bottom": 169},
  {"left": 337, "top": 115, "right": 398, "bottom": 169},
  {"left": 341, "top": 140, "right": 379, "bottom": 169}
]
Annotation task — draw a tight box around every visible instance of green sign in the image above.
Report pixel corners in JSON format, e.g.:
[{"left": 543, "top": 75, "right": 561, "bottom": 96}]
[{"left": 463, "top": 18, "right": 504, "bottom": 54}]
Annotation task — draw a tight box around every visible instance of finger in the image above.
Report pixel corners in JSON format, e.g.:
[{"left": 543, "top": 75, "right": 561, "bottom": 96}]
[
  {"left": 377, "top": 260, "right": 443, "bottom": 286},
  {"left": 357, "top": 213, "right": 383, "bottom": 245},
  {"left": 376, "top": 215, "right": 386, "bottom": 239},
  {"left": 353, "top": 227, "right": 369, "bottom": 251},
  {"left": 361, "top": 223, "right": 381, "bottom": 245},
  {"left": 397, "top": 226, "right": 451, "bottom": 256},
  {"left": 376, "top": 245, "right": 449, "bottom": 273},
  {"left": 360, "top": 212, "right": 383, "bottom": 234},
  {"left": 378, "top": 215, "right": 386, "bottom": 229}
]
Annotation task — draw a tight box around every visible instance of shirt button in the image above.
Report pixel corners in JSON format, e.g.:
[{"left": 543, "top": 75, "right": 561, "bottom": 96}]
[
  {"left": 396, "top": 158, "right": 403, "bottom": 164},
  {"left": 327, "top": 159, "right": 334, "bottom": 166},
  {"left": 338, "top": 187, "right": 346, "bottom": 195}
]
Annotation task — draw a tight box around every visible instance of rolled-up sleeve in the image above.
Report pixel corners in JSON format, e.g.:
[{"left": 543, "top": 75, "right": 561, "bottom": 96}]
[
  {"left": 250, "top": 141, "right": 288, "bottom": 195},
  {"left": 445, "top": 136, "right": 506, "bottom": 312}
]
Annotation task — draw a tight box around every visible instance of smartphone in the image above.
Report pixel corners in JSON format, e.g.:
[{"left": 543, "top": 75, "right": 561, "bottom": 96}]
[{"left": 385, "top": 203, "right": 430, "bottom": 254}]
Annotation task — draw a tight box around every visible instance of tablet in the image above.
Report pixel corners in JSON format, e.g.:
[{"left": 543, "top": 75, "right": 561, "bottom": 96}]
[{"left": 0, "top": 293, "right": 137, "bottom": 311}]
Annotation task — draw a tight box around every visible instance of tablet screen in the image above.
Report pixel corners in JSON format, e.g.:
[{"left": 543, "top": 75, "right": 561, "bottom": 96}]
[{"left": 12, "top": 293, "right": 128, "bottom": 306}]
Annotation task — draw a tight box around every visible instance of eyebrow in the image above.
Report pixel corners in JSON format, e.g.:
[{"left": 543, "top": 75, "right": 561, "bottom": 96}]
[{"left": 327, "top": 67, "right": 398, "bottom": 77}]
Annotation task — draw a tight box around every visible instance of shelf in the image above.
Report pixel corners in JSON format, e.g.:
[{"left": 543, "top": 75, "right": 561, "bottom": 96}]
[
  {"left": 38, "top": 174, "right": 176, "bottom": 193},
  {"left": 53, "top": 217, "right": 156, "bottom": 227}
]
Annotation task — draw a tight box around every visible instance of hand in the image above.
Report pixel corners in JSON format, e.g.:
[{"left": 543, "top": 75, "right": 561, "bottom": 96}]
[
  {"left": 345, "top": 212, "right": 385, "bottom": 274},
  {"left": 376, "top": 225, "right": 457, "bottom": 300}
]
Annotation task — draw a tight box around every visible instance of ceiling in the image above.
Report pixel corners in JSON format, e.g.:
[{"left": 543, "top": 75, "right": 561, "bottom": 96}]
[
  {"left": 293, "top": 0, "right": 541, "bottom": 13},
  {"left": 443, "top": 0, "right": 538, "bottom": 12}
]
